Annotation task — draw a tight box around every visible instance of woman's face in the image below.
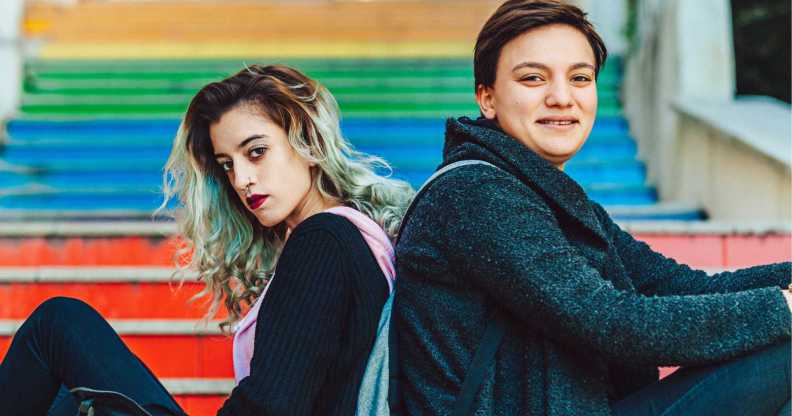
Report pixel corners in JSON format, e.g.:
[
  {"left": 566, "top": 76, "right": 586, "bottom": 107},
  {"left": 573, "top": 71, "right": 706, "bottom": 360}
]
[
  {"left": 209, "top": 105, "right": 328, "bottom": 230},
  {"left": 476, "top": 23, "right": 598, "bottom": 169}
]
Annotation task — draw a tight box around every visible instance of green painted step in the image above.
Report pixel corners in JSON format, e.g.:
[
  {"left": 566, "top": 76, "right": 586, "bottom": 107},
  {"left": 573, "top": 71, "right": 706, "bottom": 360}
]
[
  {"left": 24, "top": 80, "right": 621, "bottom": 98},
  {"left": 18, "top": 102, "right": 624, "bottom": 118},
  {"left": 24, "top": 56, "right": 622, "bottom": 76},
  {"left": 24, "top": 58, "right": 624, "bottom": 90},
  {"left": 21, "top": 92, "right": 623, "bottom": 108}
]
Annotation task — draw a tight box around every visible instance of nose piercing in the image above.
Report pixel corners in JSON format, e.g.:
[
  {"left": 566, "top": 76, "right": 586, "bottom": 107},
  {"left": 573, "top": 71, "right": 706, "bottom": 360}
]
[{"left": 245, "top": 177, "right": 253, "bottom": 196}]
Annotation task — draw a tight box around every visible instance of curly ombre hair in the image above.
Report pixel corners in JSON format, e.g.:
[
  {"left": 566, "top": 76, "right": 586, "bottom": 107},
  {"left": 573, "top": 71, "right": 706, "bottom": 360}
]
[{"left": 159, "top": 64, "right": 414, "bottom": 331}]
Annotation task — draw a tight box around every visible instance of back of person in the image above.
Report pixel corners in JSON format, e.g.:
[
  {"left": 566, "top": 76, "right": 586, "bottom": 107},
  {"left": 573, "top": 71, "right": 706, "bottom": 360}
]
[
  {"left": 395, "top": 134, "right": 556, "bottom": 415},
  {"left": 394, "top": 1, "right": 791, "bottom": 415}
]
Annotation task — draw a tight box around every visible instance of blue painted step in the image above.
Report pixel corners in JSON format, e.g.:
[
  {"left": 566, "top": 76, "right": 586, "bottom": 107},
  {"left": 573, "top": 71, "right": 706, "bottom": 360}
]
[
  {"left": 6, "top": 117, "right": 631, "bottom": 143},
  {"left": 0, "top": 183, "right": 656, "bottom": 210}
]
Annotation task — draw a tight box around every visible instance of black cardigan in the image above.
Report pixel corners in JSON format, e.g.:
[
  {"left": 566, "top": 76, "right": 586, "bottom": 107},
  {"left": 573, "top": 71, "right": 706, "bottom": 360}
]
[
  {"left": 218, "top": 213, "right": 389, "bottom": 416},
  {"left": 394, "top": 117, "right": 791, "bottom": 415}
]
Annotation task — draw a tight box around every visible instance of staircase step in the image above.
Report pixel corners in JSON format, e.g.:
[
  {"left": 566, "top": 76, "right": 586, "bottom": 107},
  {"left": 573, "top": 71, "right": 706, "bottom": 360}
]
[
  {"left": 0, "top": 319, "right": 232, "bottom": 378},
  {"left": 5, "top": 117, "right": 630, "bottom": 141},
  {"left": 0, "top": 224, "right": 788, "bottom": 268},
  {"left": 0, "top": 136, "right": 637, "bottom": 163},
  {"left": 22, "top": 58, "right": 623, "bottom": 90},
  {"left": 23, "top": 57, "right": 619, "bottom": 76},
  {"left": 0, "top": 232, "right": 177, "bottom": 265},
  {"left": 0, "top": 267, "right": 229, "bottom": 320},
  {"left": 162, "top": 378, "right": 232, "bottom": 395},
  {"left": 16, "top": 102, "right": 626, "bottom": 119},
  {"left": 606, "top": 202, "right": 705, "bottom": 221},
  {"left": 0, "top": 183, "right": 656, "bottom": 210}
]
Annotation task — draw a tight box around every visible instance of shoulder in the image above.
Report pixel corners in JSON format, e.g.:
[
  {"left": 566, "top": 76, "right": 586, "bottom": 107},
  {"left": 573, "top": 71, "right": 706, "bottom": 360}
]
[
  {"left": 397, "top": 162, "right": 556, "bottom": 252},
  {"left": 418, "top": 162, "right": 550, "bottom": 216},
  {"left": 286, "top": 212, "right": 369, "bottom": 256},
  {"left": 292, "top": 212, "right": 359, "bottom": 237}
]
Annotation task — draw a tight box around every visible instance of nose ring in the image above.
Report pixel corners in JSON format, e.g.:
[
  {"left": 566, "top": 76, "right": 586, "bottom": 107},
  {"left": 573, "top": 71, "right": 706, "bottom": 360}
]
[{"left": 245, "top": 177, "right": 253, "bottom": 196}]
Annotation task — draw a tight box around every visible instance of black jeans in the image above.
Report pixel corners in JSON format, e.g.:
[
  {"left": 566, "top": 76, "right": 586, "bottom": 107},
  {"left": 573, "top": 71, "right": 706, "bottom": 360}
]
[
  {"left": 0, "top": 297, "right": 187, "bottom": 416},
  {"left": 613, "top": 339, "right": 790, "bottom": 416},
  {"left": 1, "top": 297, "right": 788, "bottom": 416}
]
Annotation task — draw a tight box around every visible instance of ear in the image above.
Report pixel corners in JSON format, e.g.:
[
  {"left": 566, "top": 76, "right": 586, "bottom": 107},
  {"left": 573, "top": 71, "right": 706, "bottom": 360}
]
[{"left": 475, "top": 84, "right": 497, "bottom": 120}]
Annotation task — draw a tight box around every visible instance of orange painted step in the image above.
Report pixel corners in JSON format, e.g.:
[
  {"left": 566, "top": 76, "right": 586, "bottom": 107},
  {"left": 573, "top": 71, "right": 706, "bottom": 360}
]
[
  {"left": 0, "top": 236, "right": 179, "bottom": 266},
  {"left": 0, "top": 333, "right": 233, "bottom": 378},
  {"left": 175, "top": 396, "right": 226, "bottom": 416},
  {"left": 2, "top": 232, "right": 790, "bottom": 268},
  {"left": 0, "top": 281, "right": 225, "bottom": 319}
]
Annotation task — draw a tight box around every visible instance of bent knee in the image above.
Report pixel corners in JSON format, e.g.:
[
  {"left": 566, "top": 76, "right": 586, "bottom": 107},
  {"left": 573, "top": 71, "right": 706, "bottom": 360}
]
[{"left": 33, "top": 297, "right": 100, "bottom": 321}]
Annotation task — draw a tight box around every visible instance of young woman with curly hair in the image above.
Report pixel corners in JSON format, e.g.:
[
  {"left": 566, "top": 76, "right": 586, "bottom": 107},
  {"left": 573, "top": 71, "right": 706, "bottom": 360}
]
[{"left": 0, "top": 64, "right": 413, "bottom": 416}]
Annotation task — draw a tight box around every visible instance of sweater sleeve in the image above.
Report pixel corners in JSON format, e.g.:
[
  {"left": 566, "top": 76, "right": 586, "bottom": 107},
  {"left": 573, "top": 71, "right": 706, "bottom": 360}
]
[
  {"left": 439, "top": 173, "right": 791, "bottom": 368},
  {"left": 217, "top": 226, "right": 349, "bottom": 416},
  {"left": 591, "top": 202, "right": 791, "bottom": 297}
]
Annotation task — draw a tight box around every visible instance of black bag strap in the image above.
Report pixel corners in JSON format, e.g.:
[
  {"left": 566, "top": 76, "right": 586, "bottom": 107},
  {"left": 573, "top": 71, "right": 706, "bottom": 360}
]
[
  {"left": 390, "top": 159, "right": 507, "bottom": 416},
  {"left": 451, "top": 309, "right": 506, "bottom": 416}
]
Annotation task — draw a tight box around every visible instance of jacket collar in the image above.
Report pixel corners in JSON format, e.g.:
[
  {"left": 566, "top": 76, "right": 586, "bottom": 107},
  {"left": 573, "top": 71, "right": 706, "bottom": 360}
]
[{"left": 442, "top": 116, "right": 607, "bottom": 243}]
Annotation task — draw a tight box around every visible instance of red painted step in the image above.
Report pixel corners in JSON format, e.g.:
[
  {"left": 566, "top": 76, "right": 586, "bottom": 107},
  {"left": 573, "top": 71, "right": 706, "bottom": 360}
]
[
  {"left": 0, "top": 282, "right": 218, "bottom": 319},
  {"left": 0, "top": 330, "right": 233, "bottom": 378},
  {"left": 174, "top": 396, "right": 226, "bottom": 416},
  {"left": 0, "top": 222, "right": 787, "bottom": 415},
  {"left": 637, "top": 233, "right": 791, "bottom": 268},
  {"left": 2, "top": 225, "right": 789, "bottom": 268},
  {"left": 0, "top": 236, "right": 180, "bottom": 266}
]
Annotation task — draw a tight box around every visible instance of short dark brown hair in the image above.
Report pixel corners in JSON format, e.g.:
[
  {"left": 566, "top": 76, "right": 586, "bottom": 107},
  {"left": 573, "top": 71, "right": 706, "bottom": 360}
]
[{"left": 474, "top": 0, "right": 608, "bottom": 88}]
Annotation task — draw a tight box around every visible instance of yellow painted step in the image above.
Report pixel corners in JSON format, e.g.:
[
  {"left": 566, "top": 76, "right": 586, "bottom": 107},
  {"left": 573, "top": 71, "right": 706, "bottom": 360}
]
[
  {"left": 24, "top": 1, "right": 500, "bottom": 44},
  {"left": 38, "top": 41, "right": 474, "bottom": 59}
]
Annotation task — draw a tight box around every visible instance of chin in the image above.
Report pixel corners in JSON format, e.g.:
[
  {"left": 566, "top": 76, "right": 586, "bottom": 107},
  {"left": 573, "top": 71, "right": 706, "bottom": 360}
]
[{"left": 253, "top": 213, "right": 280, "bottom": 228}]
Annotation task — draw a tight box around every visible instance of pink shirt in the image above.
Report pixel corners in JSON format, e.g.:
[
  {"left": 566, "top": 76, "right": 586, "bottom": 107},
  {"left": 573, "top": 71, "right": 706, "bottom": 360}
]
[{"left": 231, "top": 207, "right": 396, "bottom": 384}]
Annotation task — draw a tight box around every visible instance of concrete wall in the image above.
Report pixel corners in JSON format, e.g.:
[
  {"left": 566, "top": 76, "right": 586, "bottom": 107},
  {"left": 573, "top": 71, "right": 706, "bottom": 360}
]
[
  {"left": 0, "top": 0, "right": 24, "bottom": 122},
  {"left": 672, "top": 98, "right": 791, "bottom": 221},
  {"left": 623, "top": 0, "right": 791, "bottom": 222}
]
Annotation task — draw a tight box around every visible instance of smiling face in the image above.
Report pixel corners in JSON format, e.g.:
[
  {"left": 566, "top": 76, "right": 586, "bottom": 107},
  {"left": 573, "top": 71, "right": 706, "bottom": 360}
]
[
  {"left": 475, "top": 23, "right": 598, "bottom": 169},
  {"left": 209, "top": 104, "right": 335, "bottom": 230}
]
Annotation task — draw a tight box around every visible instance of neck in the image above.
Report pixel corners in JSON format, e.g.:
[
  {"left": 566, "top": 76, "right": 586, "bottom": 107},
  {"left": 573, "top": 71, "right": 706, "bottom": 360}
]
[{"left": 284, "top": 187, "right": 340, "bottom": 232}]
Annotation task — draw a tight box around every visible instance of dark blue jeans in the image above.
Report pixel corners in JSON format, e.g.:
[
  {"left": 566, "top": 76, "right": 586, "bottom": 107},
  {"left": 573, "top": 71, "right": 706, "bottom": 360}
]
[
  {"left": 613, "top": 339, "right": 790, "bottom": 416},
  {"left": 0, "top": 297, "right": 187, "bottom": 416}
]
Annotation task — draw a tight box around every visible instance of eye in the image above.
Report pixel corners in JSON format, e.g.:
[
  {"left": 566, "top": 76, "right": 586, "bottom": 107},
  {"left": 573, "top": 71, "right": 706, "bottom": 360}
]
[
  {"left": 571, "top": 74, "right": 592, "bottom": 83},
  {"left": 519, "top": 74, "right": 544, "bottom": 83},
  {"left": 249, "top": 146, "right": 267, "bottom": 159},
  {"left": 218, "top": 160, "right": 233, "bottom": 172}
]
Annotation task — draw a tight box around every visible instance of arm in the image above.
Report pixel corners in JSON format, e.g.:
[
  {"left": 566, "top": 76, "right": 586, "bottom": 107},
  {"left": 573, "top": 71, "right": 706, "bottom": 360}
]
[
  {"left": 439, "top": 174, "right": 790, "bottom": 368},
  {"left": 591, "top": 202, "right": 791, "bottom": 296},
  {"left": 217, "top": 226, "right": 349, "bottom": 416}
]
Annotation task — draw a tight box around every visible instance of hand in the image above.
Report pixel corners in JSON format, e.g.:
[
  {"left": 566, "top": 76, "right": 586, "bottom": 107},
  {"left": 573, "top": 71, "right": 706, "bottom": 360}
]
[{"left": 782, "top": 289, "right": 792, "bottom": 313}]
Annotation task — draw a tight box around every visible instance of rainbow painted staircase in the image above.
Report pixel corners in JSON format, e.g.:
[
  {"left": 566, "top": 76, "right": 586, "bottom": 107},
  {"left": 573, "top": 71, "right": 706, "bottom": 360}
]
[
  {"left": 0, "top": 2, "right": 789, "bottom": 415},
  {"left": 6, "top": 57, "right": 690, "bottom": 216}
]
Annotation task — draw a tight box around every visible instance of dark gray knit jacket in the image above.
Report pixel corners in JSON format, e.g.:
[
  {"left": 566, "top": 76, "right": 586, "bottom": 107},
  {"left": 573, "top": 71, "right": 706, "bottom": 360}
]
[{"left": 393, "top": 116, "right": 791, "bottom": 415}]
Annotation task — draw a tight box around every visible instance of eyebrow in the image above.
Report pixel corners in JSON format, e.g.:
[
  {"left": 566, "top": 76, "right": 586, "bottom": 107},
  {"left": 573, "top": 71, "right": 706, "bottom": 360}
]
[
  {"left": 511, "top": 62, "right": 596, "bottom": 72},
  {"left": 214, "top": 134, "right": 268, "bottom": 158}
]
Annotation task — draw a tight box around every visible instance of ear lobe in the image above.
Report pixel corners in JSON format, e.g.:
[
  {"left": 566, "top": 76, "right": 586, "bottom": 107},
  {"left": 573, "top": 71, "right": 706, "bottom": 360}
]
[{"left": 475, "top": 84, "right": 497, "bottom": 119}]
